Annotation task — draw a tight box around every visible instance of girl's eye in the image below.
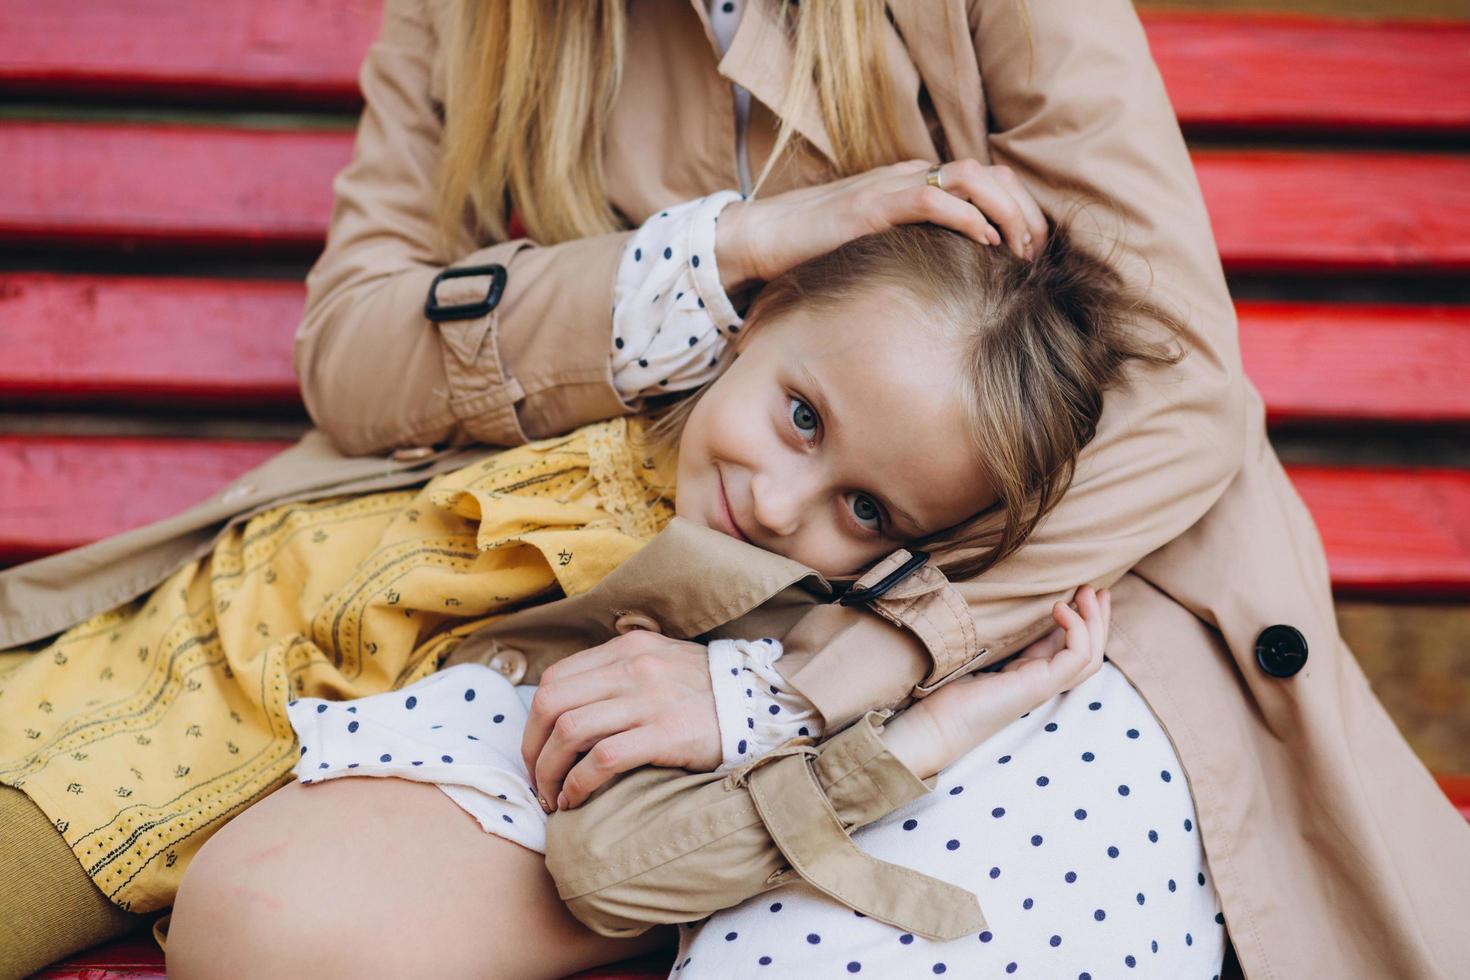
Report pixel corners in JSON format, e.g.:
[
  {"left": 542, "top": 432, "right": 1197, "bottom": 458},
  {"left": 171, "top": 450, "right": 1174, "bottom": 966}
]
[
  {"left": 789, "top": 397, "right": 819, "bottom": 438},
  {"left": 847, "top": 493, "right": 883, "bottom": 532}
]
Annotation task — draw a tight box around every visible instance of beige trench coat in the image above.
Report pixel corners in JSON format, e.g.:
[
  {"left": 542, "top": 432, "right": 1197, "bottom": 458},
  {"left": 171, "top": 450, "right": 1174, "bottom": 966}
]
[{"left": 2, "top": 0, "right": 1467, "bottom": 974}]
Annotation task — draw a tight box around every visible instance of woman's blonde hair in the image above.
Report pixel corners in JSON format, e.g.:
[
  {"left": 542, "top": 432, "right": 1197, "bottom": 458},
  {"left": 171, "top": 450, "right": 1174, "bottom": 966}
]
[
  {"left": 434, "top": 0, "right": 914, "bottom": 254},
  {"left": 642, "top": 220, "right": 1185, "bottom": 579}
]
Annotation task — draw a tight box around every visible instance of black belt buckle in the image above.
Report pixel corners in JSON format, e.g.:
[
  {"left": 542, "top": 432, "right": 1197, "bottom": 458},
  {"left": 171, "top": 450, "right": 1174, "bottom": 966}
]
[
  {"left": 838, "top": 550, "right": 929, "bottom": 606},
  {"left": 424, "top": 263, "right": 507, "bottom": 322}
]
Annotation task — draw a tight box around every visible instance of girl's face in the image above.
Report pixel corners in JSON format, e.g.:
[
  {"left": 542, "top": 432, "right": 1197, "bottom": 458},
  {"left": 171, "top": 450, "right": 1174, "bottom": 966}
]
[{"left": 675, "top": 289, "right": 995, "bottom": 578}]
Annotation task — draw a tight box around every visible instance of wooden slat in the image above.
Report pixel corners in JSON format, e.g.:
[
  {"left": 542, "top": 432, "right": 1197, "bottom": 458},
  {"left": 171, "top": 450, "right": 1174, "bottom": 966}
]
[
  {"left": 4, "top": 121, "right": 1470, "bottom": 272},
  {"left": 2, "top": 4, "right": 1468, "bottom": 136},
  {"left": 0, "top": 436, "right": 289, "bottom": 565},
  {"left": 0, "top": 273, "right": 301, "bottom": 408},
  {"left": 1191, "top": 151, "right": 1470, "bottom": 275},
  {"left": 0, "top": 0, "right": 381, "bottom": 110},
  {"left": 6, "top": 274, "right": 1469, "bottom": 425},
  {"left": 1145, "top": 13, "right": 1470, "bottom": 137},
  {"left": 29, "top": 933, "right": 673, "bottom": 980},
  {"left": 1237, "top": 302, "right": 1470, "bottom": 425},
  {"left": 2, "top": 437, "right": 1468, "bottom": 596},
  {"left": 0, "top": 122, "right": 347, "bottom": 253},
  {"left": 1288, "top": 467, "right": 1470, "bottom": 599}
]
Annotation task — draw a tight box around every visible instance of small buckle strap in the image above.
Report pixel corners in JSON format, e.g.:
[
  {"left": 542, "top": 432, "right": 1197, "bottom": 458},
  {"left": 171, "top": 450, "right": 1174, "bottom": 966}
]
[
  {"left": 746, "top": 744, "right": 987, "bottom": 941},
  {"left": 838, "top": 550, "right": 928, "bottom": 606},
  {"left": 424, "top": 263, "right": 507, "bottom": 322}
]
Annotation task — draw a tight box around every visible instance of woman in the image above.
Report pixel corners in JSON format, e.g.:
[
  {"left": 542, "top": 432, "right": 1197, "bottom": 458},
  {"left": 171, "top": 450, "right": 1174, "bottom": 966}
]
[{"left": 1, "top": 0, "right": 1466, "bottom": 977}]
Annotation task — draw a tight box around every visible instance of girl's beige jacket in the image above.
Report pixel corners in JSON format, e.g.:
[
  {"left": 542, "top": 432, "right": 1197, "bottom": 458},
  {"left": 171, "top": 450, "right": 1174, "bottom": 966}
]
[{"left": 2, "top": 0, "right": 1466, "bottom": 975}]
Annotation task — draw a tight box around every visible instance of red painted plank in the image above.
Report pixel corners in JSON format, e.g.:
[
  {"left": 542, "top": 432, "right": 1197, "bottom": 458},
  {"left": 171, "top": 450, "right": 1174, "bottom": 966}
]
[
  {"left": 1145, "top": 13, "right": 1470, "bottom": 137},
  {"left": 0, "top": 273, "right": 302, "bottom": 408},
  {"left": 1191, "top": 151, "right": 1470, "bottom": 275},
  {"left": 0, "top": 122, "right": 348, "bottom": 252},
  {"left": 7, "top": 274, "right": 1470, "bottom": 426},
  {"left": 1237, "top": 302, "right": 1470, "bottom": 425},
  {"left": 1289, "top": 467, "right": 1470, "bottom": 600},
  {"left": 2, "top": 3, "right": 1468, "bottom": 136},
  {"left": 0, "top": 0, "right": 381, "bottom": 110},
  {"left": 5, "top": 122, "right": 1469, "bottom": 272},
  {"left": 30, "top": 932, "right": 670, "bottom": 980},
  {"left": 1, "top": 437, "right": 1468, "bottom": 597},
  {"left": 1437, "top": 774, "right": 1470, "bottom": 824},
  {"left": 0, "top": 436, "right": 289, "bottom": 565}
]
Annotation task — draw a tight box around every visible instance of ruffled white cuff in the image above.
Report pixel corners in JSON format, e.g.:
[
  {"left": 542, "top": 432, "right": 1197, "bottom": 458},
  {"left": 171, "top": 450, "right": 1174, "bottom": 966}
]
[
  {"left": 610, "top": 190, "right": 747, "bottom": 399},
  {"left": 707, "top": 637, "right": 824, "bottom": 772}
]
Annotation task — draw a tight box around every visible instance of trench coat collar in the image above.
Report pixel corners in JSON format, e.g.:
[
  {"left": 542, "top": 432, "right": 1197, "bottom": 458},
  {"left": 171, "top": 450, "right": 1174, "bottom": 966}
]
[
  {"left": 452, "top": 515, "right": 832, "bottom": 670},
  {"left": 693, "top": 0, "right": 991, "bottom": 169}
]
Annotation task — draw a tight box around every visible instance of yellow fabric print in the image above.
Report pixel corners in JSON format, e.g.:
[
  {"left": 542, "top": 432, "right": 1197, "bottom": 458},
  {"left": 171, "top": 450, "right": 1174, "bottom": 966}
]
[{"left": 0, "top": 418, "right": 674, "bottom": 913}]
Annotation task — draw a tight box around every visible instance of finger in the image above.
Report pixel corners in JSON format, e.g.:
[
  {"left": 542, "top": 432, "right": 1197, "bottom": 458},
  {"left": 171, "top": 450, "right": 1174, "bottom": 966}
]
[
  {"left": 1076, "top": 586, "right": 1103, "bottom": 655},
  {"left": 1052, "top": 601, "right": 1093, "bottom": 681},
  {"left": 521, "top": 671, "right": 624, "bottom": 782},
  {"left": 1013, "top": 624, "right": 1067, "bottom": 663},
  {"left": 990, "top": 165, "right": 1049, "bottom": 257},
  {"left": 949, "top": 162, "right": 1031, "bottom": 259},
  {"left": 534, "top": 699, "right": 646, "bottom": 810},
  {"left": 903, "top": 182, "right": 1002, "bottom": 247},
  {"left": 558, "top": 730, "right": 650, "bottom": 809}
]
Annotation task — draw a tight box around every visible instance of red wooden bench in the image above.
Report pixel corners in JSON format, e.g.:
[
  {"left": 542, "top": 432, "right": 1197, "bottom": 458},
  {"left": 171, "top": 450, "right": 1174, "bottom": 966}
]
[{"left": 3, "top": 4, "right": 1467, "bottom": 976}]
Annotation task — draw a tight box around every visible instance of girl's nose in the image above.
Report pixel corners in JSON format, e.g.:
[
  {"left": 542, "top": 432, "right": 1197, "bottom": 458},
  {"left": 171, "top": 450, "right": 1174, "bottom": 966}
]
[{"left": 749, "top": 470, "right": 806, "bottom": 538}]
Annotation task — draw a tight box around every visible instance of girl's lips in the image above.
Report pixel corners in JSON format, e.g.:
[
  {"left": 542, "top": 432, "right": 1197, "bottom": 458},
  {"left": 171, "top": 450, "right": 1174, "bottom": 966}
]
[{"left": 716, "top": 471, "right": 752, "bottom": 544}]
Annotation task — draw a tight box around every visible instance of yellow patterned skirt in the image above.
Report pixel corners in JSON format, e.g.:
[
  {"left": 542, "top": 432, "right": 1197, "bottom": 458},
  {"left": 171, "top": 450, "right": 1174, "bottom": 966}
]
[{"left": 0, "top": 418, "right": 674, "bottom": 912}]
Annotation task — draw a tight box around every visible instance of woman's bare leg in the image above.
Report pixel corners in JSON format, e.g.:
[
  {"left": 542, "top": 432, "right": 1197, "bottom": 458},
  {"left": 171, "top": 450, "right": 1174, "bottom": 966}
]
[{"left": 166, "top": 777, "right": 672, "bottom": 980}]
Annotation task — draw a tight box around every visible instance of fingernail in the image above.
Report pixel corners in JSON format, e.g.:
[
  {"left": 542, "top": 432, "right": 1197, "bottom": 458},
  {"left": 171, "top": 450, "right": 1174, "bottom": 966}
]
[
  {"left": 538, "top": 794, "right": 553, "bottom": 814},
  {"left": 1023, "top": 232, "right": 1033, "bottom": 245},
  {"left": 557, "top": 792, "right": 569, "bottom": 810}
]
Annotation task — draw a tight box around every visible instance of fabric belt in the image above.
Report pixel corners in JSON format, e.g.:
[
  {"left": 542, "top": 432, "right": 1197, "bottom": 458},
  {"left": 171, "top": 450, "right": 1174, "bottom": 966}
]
[{"left": 745, "top": 734, "right": 987, "bottom": 941}]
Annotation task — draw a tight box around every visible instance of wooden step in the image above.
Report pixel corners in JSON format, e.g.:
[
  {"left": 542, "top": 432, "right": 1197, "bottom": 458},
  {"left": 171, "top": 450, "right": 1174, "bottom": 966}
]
[
  {"left": 6, "top": 274, "right": 1469, "bottom": 425},
  {"left": 4, "top": 122, "right": 1470, "bottom": 271},
  {"left": 3, "top": 4, "right": 1467, "bottom": 136},
  {"left": 1, "top": 436, "right": 1467, "bottom": 597}
]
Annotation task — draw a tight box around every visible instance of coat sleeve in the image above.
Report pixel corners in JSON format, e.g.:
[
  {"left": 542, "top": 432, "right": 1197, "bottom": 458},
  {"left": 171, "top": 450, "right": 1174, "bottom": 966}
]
[
  {"left": 775, "top": 0, "right": 1251, "bottom": 727},
  {"left": 546, "top": 712, "right": 986, "bottom": 942},
  {"left": 546, "top": 0, "right": 1250, "bottom": 933},
  {"left": 293, "top": 0, "right": 634, "bottom": 457}
]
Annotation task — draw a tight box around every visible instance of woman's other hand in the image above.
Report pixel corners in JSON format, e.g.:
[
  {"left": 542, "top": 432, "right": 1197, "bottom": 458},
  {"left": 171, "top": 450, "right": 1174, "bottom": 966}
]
[
  {"left": 881, "top": 585, "right": 1110, "bottom": 780},
  {"left": 522, "top": 631, "right": 722, "bottom": 810},
  {"left": 716, "top": 158, "right": 1049, "bottom": 292}
]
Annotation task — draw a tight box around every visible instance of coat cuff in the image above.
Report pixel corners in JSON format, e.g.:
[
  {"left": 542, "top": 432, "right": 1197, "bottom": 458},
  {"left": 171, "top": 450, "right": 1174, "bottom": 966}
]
[{"left": 742, "top": 711, "right": 986, "bottom": 940}]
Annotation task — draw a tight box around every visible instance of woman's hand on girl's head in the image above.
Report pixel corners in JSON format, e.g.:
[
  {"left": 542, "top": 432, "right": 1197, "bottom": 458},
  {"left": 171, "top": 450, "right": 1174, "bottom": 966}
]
[
  {"left": 881, "top": 585, "right": 1110, "bottom": 781},
  {"left": 717, "top": 158, "right": 1048, "bottom": 291},
  {"left": 522, "top": 631, "right": 723, "bottom": 811}
]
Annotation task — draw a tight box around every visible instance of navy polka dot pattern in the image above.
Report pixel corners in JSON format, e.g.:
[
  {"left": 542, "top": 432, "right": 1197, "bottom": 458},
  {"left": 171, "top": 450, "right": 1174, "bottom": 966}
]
[
  {"left": 287, "top": 663, "right": 551, "bottom": 854},
  {"left": 610, "top": 189, "right": 746, "bottom": 400},
  {"left": 707, "top": 638, "right": 823, "bottom": 770},
  {"left": 672, "top": 663, "right": 1224, "bottom": 977}
]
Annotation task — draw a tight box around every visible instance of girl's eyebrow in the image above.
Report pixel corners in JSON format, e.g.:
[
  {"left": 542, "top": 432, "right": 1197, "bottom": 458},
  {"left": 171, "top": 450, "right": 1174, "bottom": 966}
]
[{"left": 797, "top": 364, "right": 924, "bottom": 538}]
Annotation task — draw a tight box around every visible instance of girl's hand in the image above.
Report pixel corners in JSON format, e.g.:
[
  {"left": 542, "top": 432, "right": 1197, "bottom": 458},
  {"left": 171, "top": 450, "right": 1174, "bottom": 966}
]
[
  {"left": 522, "top": 630, "right": 722, "bottom": 810},
  {"left": 716, "top": 158, "right": 1048, "bottom": 292},
  {"left": 881, "top": 586, "right": 1111, "bottom": 780}
]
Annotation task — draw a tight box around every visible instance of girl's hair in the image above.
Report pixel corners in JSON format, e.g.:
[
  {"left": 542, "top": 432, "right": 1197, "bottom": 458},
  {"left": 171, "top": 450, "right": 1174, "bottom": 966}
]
[
  {"left": 642, "top": 219, "right": 1184, "bottom": 579},
  {"left": 433, "top": 0, "right": 1029, "bottom": 255}
]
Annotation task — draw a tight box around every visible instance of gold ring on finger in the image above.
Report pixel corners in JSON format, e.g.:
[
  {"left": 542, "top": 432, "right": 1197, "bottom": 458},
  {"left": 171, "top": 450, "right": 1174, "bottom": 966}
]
[{"left": 926, "top": 164, "right": 945, "bottom": 191}]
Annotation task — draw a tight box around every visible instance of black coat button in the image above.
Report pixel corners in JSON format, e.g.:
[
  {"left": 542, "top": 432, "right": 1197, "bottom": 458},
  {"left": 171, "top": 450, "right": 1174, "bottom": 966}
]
[{"left": 1255, "top": 625, "right": 1308, "bottom": 678}]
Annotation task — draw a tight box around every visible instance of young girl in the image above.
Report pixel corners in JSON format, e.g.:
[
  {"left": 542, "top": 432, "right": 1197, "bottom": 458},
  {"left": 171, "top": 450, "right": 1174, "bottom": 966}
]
[{"left": 270, "top": 214, "right": 1192, "bottom": 972}]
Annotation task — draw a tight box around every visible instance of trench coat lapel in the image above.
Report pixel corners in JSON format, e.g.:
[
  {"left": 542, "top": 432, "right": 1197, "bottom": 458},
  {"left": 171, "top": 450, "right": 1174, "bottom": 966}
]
[
  {"left": 885, "top": 0, "right": 990, "bottom": 165},
  {"left": 446, "top": 516, "right": 831, "bottom": 669},
  {"left": 713, "top": 0, "right": 835, "bottom": 164},
  {"left": 712, "top": 0, "right": 989, "bottom": 171}
]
